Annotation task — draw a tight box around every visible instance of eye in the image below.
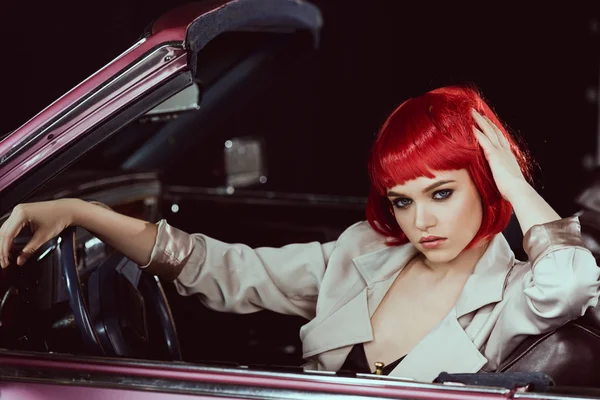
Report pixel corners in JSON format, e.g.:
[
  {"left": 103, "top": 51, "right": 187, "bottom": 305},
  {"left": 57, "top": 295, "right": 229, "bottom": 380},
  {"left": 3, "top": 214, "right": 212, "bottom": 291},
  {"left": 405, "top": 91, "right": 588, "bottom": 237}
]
[
  {"left": 391, "top": 198, "right": 412, "bottom": 209},
  {"left": 432, "top": 189, "right": 453, "bottom": 200}
]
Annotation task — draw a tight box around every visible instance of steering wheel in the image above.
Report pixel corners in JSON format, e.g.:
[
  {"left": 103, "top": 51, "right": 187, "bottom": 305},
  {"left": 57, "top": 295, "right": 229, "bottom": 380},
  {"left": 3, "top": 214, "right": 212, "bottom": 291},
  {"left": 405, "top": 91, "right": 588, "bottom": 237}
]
[{"left": 59, "top": 227, "right": 182, "bottom": 360}]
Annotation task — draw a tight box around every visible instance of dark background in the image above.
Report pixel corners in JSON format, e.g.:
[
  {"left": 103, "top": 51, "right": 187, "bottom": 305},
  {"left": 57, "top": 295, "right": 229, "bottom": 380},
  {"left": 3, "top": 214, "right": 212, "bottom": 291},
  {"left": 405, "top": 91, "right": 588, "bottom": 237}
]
[{"left": 1, "top": 2, "right": 599, "bottom": 216}]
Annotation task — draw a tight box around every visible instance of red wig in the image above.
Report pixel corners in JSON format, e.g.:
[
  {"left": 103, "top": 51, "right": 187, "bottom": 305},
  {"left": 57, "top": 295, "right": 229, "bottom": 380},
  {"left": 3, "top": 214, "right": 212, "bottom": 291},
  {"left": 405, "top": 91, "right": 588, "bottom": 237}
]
[{"left": 366, "top": 85, "right": 534, "bottom": 247}]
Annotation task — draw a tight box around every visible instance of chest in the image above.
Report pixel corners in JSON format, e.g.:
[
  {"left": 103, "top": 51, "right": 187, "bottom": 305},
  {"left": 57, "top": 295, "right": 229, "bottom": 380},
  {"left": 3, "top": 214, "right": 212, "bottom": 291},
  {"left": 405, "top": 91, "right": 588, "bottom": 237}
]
[{"left": 363, "top": 269, "right": 470, "bottom": 367}]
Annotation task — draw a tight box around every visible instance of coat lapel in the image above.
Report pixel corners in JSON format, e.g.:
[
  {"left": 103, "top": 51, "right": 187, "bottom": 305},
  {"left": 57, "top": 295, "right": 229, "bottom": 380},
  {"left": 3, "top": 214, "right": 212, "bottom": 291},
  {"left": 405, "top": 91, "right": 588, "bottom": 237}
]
[
  {"left": 388, "top": 234, "right": 516, "bottom": 380},
  {"left": 300, "top": 242, "right": 418, "bottom": 370},
  {"left": 454, "top": 233, "right": 515, "bottom": 318},
  {"left": 301, "top": 286, "right": 371, "bottom": 361},
  {"left": 388, "top": 309, "right": 488, "bottom": 381},
  {"left": 301, "top": 231, "right": 516, "bottom": 378}
]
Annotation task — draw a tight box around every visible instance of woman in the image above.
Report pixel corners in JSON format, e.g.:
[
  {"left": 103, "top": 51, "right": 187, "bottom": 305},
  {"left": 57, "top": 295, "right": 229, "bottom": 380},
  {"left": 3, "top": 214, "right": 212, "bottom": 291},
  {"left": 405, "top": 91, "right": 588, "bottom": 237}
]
[{"left": 0, "top": 85, "right": 598, "bottom": 382}]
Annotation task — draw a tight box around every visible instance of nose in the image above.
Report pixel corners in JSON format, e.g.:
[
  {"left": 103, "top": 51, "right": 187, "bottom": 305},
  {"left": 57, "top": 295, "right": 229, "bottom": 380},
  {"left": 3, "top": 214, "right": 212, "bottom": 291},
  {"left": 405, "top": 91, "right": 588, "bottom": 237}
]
[{"left": 414, "top": 204, "right": 437, "bottom": 231}]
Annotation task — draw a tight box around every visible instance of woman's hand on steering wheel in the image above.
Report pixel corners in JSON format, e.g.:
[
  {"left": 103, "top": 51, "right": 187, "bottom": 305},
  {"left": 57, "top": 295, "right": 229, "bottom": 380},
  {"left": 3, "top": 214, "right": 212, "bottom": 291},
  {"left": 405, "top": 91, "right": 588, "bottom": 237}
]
[{"left": 0, "top": 199, "right": 80, "bottom": 268}]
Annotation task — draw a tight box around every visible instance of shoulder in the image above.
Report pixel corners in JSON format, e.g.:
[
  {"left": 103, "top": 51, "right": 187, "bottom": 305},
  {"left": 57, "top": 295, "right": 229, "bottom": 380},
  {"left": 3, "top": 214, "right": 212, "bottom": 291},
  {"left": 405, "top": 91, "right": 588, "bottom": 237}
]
[{"left": 332, "top": 220, "right": 391, "bottom": 257}]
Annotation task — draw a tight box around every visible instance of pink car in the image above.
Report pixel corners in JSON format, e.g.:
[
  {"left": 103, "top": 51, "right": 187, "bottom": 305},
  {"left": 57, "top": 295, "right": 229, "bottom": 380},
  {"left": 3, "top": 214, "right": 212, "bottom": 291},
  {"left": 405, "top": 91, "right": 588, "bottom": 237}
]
[{"left": 1, "top": 1, "right": 600, "bottom": 399}]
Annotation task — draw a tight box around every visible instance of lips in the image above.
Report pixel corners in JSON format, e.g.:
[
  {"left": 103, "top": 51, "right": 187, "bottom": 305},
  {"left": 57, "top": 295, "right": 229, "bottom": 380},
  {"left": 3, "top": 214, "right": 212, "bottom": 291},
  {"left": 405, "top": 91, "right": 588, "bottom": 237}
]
[
  {"left": 419, "top": 236, "right": 445, "bottom": 243},
  {"left": 419, "top": 236, "right": 447, "bottom": 249}
]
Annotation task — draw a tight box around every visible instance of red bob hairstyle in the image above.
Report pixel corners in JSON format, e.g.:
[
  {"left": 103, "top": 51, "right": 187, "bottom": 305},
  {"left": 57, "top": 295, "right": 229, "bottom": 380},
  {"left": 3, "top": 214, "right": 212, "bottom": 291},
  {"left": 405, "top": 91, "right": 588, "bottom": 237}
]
[{"left": 366, "top": 85, "right": 534, "bottom": 247}]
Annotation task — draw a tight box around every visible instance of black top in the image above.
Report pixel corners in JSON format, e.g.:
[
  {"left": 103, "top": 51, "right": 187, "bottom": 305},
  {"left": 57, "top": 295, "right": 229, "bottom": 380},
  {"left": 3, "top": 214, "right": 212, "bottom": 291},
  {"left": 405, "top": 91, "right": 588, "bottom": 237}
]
[{"left": 338, "top": 343, "right": 406, "bottom": 375}]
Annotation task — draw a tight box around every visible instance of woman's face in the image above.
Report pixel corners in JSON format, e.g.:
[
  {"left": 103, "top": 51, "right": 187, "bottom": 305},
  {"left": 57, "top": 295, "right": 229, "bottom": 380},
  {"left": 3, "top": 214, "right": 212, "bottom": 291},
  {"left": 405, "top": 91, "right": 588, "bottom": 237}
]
[{"left": 387, "top": 169, "right": 483, "bottom": 264}]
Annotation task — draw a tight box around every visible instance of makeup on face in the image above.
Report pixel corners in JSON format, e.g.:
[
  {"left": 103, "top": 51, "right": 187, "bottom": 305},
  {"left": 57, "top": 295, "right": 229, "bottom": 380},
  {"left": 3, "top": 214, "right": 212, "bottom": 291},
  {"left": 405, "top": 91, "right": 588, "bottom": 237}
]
[{"left": 386, "top": 169, "right": 483, "bottom": 265}]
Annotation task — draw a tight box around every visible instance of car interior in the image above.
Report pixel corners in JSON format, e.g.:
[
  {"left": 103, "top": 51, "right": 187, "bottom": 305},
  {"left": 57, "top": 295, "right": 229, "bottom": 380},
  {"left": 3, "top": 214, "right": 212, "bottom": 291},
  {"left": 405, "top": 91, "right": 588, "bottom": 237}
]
[
  {"left": 0, "top": 29, "right": 363, "bottom": 368},
  {"left": 1, "top": 17, "right": 600, "bottom": 397}
]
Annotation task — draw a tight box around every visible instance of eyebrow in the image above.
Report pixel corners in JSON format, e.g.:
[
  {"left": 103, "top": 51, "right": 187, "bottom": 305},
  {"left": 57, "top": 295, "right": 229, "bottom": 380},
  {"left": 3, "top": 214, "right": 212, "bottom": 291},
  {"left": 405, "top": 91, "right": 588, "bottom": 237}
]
[{"left": 386, "top": 180, "right": 456, "bottom": 197}]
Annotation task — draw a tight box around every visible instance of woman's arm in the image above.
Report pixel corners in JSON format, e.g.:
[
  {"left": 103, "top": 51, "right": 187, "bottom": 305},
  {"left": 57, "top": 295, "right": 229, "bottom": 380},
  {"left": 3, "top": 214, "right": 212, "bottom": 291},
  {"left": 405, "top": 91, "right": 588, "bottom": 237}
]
[
  {"left": 483, "top": 217, "right": 600, "bottom": 370},
  {"left": 472, "top": 109, "right": 600, "bottom": 370},
  {"left": 502, "top": 181, "right": 561, "bottom": 236},
  {"left": 0, "top": 198, "right": 157, "bottom": 268},
  {"left": 471, "top": 109, "right": 561, "bottom": 235},
  {"left": 72, "top": 199, "right": 158, "bottom": 266},
  {"left": 149, "top": 221, "right": 335, "bottom": 318},
  {"left": 0, "top": 198, "right": 336, "bottom": 319}
]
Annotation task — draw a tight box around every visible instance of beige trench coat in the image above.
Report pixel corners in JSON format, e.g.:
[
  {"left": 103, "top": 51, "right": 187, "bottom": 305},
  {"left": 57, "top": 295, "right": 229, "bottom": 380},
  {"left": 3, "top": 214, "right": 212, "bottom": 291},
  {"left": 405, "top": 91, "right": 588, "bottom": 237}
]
[{"left": 142, "top": 216, "right": 600, "bottom": 382}]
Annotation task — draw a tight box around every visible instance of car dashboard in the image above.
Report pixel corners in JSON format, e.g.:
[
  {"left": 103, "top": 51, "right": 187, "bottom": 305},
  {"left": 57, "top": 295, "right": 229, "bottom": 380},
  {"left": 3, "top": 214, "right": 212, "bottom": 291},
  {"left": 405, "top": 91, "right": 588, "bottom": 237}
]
[{"left": 0, "top": 174, "right": 161, "bottom": 357}]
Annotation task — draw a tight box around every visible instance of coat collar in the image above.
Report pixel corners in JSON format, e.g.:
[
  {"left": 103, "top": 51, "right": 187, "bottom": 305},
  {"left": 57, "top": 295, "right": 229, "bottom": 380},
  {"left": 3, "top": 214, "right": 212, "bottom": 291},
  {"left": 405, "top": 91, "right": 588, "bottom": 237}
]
[
  {"left": 301, "top": 231, "right": 516, "bottom": 380},
  {"left": 351, "top": 232, "right": 515, "bottom": 317},
  {"left": 388, "top": 309, "right": 488, "bottom": 381},
  {"left": 454, "top": 233, "right": 515, "bottom": 318}
]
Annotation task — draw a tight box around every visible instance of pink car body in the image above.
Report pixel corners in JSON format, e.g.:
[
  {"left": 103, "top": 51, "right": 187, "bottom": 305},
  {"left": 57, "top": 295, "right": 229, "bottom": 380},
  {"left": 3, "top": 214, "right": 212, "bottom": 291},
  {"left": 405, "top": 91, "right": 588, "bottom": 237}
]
[{"left": 0, "top": 1, "right": 595, "bottom": 399}]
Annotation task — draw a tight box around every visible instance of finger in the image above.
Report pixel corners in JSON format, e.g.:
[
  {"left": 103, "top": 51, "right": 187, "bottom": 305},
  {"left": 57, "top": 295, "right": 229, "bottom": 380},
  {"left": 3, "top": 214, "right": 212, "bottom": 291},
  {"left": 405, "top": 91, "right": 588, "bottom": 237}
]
[
  {"left": 473, "top": 126, "right": 494, "bottom": 155},
  {"left": 0, "top": 219, "right": 16, "bottom": 269},
  {"left": 0, "top": 221, "right": 7, "bottom": 268},
  {"left": 17, "top": 231, "right": 50, "bottom": 266},
  {"left": 0, "top": 212, "right": 27, "bottom": 268},
  {"left": 471, "top": 109, "right": 500, "bottom": 147},
  {"left": 483, "top": 115, "right": 511, "bottom": 149},
  {"left": 17, "top": 247, "right": 38, "bottom": 267}
]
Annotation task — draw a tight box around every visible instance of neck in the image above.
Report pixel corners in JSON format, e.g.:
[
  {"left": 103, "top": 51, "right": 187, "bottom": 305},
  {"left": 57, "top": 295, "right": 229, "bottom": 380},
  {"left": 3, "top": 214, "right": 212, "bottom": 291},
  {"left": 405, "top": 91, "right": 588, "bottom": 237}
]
[{"left": 422, "top": 239, "right": 490, "bottom": 277}]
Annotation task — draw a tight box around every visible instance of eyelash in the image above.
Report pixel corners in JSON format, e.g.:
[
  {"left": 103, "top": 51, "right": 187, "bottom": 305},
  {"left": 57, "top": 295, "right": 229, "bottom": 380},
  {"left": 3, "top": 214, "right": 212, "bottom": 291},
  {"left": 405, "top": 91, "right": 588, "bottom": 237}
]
[{"left": 391, "top": 189, "right": 454, "bottom": 210}]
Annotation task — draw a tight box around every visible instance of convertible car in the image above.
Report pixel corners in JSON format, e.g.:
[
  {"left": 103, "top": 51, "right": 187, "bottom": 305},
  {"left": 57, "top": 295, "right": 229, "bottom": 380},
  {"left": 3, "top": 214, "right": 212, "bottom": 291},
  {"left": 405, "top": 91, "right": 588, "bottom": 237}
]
[{"left": 2, "top": 0, "right": 600, "bottom": 398}]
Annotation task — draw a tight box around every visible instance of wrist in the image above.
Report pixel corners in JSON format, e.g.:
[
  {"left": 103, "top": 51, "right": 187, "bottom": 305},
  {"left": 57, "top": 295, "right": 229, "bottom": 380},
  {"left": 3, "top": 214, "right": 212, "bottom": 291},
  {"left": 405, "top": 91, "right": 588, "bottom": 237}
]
[
  {"left": 62, "top": 198, "right": 88, "bottom": 227},
  {"left": 503, "top": 180, "right": 533, "bottom": 203}
]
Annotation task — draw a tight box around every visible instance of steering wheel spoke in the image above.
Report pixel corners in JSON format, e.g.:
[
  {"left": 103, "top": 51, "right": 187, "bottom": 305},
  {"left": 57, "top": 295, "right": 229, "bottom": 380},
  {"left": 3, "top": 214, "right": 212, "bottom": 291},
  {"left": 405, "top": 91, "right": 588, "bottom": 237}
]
[
  {"left": 59, "top": 227, "right": 181, "bottom": 360},
  {"left": 59, "top": 227, "right": 105, "bottom": 356}
]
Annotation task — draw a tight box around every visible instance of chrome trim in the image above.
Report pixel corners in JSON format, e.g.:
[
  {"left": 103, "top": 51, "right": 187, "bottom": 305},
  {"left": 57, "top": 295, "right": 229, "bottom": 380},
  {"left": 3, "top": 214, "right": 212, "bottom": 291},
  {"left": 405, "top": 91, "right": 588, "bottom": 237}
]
[
  {"left": 0, "top": 363, "right": 512, "bottom": 400},
  {"left": 515, "top": 393, "right": 600, "bottom": 400},
  {"left": 0, "top": 44, "right": 185, "bottom": 167},
  {"left": 0, "top": 350, "right": 510, "bottom": 396},
  {"left": 0, "top": 370, "right": 398, "bottom": 400}
]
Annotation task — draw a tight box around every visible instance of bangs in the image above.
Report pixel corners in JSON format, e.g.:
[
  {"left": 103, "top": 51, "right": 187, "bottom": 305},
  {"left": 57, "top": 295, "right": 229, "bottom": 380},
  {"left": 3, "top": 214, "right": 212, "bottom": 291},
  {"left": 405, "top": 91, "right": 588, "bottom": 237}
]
[
  {"left": 367, "top": 84, "right": 532, "bottom": 247},
  {"left": 369, "top": 97, "right": 479, "bottom": 194}
]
